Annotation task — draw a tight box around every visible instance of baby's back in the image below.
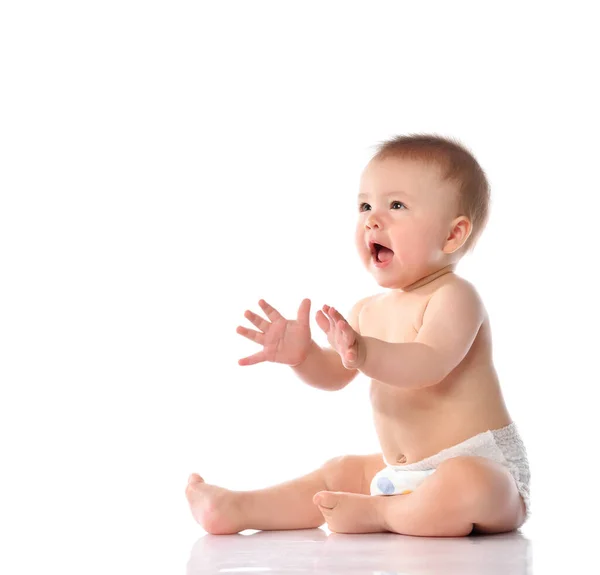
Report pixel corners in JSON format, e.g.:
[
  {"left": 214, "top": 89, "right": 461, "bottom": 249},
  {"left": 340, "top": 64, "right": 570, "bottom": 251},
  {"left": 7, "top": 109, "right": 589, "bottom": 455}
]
[{"left": 359, "top": 275, "right": 512, "bottom": 466}]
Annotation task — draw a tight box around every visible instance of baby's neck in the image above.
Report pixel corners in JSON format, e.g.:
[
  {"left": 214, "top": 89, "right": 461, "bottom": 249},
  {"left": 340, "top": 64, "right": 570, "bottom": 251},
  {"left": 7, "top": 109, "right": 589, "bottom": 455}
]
[{"left": 402, "top": 264, "right": 456, "bottom": 292}]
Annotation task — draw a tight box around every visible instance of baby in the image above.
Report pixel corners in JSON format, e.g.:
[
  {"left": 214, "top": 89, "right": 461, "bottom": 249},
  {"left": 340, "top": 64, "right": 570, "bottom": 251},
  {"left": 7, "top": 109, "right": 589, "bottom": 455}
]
[{"left": 186, "top": 134, "right": 530, "bottom": 537}]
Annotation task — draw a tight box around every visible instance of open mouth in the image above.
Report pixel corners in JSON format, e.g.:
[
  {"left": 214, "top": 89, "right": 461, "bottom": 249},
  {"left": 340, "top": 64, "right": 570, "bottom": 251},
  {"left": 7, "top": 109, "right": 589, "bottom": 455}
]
[{"left": 369, "top": 241, "right": 394, "bottom": 265}]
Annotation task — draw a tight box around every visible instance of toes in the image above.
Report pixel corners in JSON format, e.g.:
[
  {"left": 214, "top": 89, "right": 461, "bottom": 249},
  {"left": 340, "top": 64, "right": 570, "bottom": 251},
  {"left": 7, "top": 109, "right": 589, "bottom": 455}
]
[
  {"left": 188, "top": 473, "right": 204, "bottom": 485},
  {"left": 185, "top": 474, "right": 205, "bottom": 501}
]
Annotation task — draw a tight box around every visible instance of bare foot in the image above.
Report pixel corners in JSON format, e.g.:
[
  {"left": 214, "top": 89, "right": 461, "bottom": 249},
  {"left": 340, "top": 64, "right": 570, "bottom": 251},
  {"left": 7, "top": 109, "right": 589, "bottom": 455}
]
[
  {"left": 185, "top": 474, "right": 245, "bottom": 535},
  {"left": 313, "top": 491, "right": 389, "bottom": 534}
]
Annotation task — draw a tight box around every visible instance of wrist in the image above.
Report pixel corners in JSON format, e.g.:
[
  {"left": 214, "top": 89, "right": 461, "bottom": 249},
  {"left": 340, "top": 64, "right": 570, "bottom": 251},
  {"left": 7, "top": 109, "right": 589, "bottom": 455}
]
[
  {"left": 353, "top": 335, "right": 368, "bottom": 370},
  {"left": 290, "top": 339, "right": 319, "bottom": 368}
]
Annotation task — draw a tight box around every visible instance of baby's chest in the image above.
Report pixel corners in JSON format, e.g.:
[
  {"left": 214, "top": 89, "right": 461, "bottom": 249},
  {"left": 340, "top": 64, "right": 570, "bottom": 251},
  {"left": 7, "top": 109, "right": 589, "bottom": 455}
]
[{"left": 360, "top": 298, "right": 428, "bottom": 343}]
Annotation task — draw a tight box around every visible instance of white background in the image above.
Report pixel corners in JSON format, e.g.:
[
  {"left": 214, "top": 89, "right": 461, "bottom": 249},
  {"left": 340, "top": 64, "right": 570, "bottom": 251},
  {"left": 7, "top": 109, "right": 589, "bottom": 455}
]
[{"left": 1, "top": 1, "right": 598, "bottom": 573}]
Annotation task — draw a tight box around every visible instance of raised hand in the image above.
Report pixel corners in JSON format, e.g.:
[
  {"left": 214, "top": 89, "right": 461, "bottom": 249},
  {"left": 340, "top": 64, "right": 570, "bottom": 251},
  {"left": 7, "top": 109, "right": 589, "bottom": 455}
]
[
  {"left": 316, "top": 304, "right": 365, "bottom": 369},
  {"left": 236, "top": 299, "right": 312, "bottom": 367}
]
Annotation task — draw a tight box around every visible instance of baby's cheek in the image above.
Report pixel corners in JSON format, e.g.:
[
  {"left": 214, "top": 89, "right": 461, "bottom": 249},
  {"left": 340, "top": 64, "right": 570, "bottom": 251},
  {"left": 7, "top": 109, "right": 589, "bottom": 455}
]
[
  {"left": 354, "top": 241, "right": 370, "bottom": 264},
  {"left": 354, "top": 230, "right": 365, "bottom": 251},
  {"left": 399, "top": 234, "right": 425, "bottom": 260}
]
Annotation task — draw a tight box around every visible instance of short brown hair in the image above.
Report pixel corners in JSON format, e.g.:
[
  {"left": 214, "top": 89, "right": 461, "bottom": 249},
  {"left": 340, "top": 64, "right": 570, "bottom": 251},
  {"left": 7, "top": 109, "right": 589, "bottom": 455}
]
[{"left": 371, "top": 134, "right": 490, "bottom": 254}]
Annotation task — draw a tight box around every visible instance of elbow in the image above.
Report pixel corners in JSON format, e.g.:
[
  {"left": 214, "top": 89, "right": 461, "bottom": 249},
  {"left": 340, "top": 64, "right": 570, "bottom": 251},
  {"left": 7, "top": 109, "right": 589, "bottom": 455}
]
[
  {"left": 327, "top": 368, "right": 359, "bottom": 391},
  {"left": 416, "top": 373, "right": 446, "bottom": 389},
  {"left": 405, "top": 373, "right": 443, "bottom": 390},
  {"left": 385, "top": 369, "right": 444, "bottom": 390},
  {"left": 326, "top": 381, "right": 352, "bottom": 392}
]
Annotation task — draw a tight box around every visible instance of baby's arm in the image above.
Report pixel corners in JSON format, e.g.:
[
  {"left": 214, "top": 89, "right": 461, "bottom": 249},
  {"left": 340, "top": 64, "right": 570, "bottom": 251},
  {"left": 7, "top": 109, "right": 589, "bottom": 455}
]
[
  {"left": 292, "top": 296, "right": 370, "bottom": 391},
  {"left": 360, "top": 282, "right": 485, "bottom": 388}
]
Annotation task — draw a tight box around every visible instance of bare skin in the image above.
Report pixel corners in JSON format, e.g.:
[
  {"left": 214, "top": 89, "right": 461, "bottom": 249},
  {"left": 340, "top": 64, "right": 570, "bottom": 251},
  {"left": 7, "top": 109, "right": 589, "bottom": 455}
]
[
  {"left": 362, "top": 273, "right": 512, "bottom": 467},
  {"left": 186, "top": 157, "right": 526, "bottom": 536}
]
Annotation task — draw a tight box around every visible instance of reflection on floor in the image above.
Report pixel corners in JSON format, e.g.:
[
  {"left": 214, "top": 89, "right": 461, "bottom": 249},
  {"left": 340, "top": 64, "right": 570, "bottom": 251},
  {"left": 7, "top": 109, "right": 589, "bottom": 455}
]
[{"left": 187, "top": 527, "right": 531, "bottom": 574}]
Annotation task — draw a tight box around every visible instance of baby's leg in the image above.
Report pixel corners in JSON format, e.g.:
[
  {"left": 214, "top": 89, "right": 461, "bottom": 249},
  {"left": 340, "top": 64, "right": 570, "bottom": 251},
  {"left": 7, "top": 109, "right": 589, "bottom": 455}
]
[{"left": 186, "top": 454, "right": 381, "bottom": 534}]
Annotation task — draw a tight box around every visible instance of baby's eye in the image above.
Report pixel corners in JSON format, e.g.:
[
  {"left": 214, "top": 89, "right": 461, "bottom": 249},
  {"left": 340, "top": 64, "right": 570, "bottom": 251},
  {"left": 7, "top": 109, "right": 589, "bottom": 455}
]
[
  {"left": 359, "top": 202, "right": 371, "bottom": 212},
  {"left": 391, "top": 201, "right": 406, "bottom": 210}
]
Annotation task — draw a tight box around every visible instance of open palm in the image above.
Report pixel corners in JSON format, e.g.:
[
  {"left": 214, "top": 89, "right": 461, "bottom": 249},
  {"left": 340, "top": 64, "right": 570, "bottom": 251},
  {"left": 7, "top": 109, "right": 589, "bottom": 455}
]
[
  {"left": 316, "top": 304, "right": 362, "bottom": 369},
  {"left": 236, "top": 299, "right": 312, "bottom": 366}
]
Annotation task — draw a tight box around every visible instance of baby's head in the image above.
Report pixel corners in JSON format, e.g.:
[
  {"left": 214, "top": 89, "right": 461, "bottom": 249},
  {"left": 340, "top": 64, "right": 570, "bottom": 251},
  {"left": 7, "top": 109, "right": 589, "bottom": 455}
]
[{"left": 355, "top": 134, "right": 490, "bottom": 290}]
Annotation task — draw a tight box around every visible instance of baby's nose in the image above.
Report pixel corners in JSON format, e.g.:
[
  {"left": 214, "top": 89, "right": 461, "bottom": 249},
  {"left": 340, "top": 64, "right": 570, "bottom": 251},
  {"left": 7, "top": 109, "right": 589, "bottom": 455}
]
[{"left": 366, "top": 214, "right": 381, "bottom": 229}]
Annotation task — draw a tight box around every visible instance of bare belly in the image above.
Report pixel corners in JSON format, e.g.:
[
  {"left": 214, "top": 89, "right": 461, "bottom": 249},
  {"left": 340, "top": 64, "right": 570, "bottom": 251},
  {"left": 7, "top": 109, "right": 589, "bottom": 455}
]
[{"left": 370, "top": 377, "right": 512, "bottom": 465}]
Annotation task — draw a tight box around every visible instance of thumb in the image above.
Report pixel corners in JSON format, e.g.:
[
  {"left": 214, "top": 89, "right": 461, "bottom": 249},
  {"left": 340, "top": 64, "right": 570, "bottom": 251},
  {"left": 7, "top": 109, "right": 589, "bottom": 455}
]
[{"left": 297, "top": 298, "right": 311, "bottom": 325}]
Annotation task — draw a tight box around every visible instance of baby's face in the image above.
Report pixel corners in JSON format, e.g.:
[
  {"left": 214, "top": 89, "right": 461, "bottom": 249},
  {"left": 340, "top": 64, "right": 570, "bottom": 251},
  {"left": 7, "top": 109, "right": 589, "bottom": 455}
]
[{"left": 355, "top": 157, "right": 460, "bottom": 290}]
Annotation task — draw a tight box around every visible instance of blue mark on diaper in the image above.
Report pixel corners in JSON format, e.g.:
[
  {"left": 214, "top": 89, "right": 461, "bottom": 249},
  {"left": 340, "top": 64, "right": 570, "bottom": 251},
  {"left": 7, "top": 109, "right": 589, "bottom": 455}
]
[{"left": 376, "top": 477, "right": 396, "bottom": 495}]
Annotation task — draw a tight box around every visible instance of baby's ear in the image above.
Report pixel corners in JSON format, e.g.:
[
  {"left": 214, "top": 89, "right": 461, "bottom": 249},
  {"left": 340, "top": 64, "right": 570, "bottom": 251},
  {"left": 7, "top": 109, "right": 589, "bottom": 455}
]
[{"left": 443, "top": 216, "right": 472, "bottom": 254}]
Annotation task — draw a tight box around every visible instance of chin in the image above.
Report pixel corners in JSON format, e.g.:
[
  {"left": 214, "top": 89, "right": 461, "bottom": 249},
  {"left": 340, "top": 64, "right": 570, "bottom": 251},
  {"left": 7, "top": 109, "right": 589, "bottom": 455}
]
[
  {"left": 375, "top": 277, "right": 404, "bottom": 289},
  {"left": 376, "top": 280, "right": 395, "bottom": 289},
  {"left": 368, "top": 269, "right": 401, "bottom": 289}
]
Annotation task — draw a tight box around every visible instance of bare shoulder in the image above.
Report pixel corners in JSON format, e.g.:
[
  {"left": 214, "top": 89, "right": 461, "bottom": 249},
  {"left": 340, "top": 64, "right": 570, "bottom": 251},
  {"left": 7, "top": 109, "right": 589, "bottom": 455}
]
[
  {"left": 428, "top": 275, "right": 487, "bottom": 321},
  {"left": 347, "top": 293, "right": 384, "bottom": 333}
]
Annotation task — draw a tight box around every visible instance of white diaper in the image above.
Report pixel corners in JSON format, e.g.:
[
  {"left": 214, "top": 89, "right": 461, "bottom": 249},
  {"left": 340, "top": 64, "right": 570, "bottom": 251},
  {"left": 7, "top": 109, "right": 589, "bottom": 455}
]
[{"left": 369, "top": 422, "right": 531, "bottom": 520}]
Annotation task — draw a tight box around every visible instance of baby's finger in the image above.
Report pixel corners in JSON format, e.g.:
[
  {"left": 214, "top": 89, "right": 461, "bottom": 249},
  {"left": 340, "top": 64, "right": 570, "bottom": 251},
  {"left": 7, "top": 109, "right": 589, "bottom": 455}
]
[
  {"left": 238, "top": 350, "right": 267, "bottom": 366},
  {"left": 333, "top": 322, "right": 344, "bottom": 344},
  {"left": 328, "top": 306, "right": 341, "bottom": 321},
  {"left": 340, "top": 321, "right": 355, "bottom": 345},
  {"left": 315, "top": 310, "right": 330, "bottom": 333},
  {"left": 322, "top": 305, "right": 335, "bottom": 330},
  {"left": 258, "top": 299, "right": 283, "bottom": 322},
  {"left": 243, "top": 309, "right": 269, "bottom": 332},
  {"left": 236, "top": 325, "right": 265, "bottom": 345},
  {"left": 297, "top": 298, "right": 311, "bottom": 326},
  {"left": 342, "top": 350, "right": 358, "bottom": 369}
]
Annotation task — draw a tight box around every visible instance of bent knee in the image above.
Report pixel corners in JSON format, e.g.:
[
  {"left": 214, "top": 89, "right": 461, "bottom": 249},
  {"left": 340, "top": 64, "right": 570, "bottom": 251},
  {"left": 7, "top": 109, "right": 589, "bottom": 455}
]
[{"left": 321, "top": 455, "right": 366, "bottom": 494}]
